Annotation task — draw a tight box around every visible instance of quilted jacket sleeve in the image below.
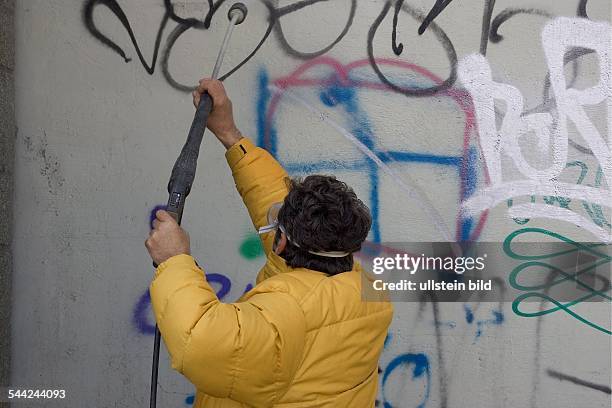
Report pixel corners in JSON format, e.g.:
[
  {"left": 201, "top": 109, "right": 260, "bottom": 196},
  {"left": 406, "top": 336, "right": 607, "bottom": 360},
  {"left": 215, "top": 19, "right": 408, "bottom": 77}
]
[
  {"left": 150, "top": 254, "right": 306, "bottom": 406},
  {"left": 225, "top": 138, "right": 289, "bottom": 255}
]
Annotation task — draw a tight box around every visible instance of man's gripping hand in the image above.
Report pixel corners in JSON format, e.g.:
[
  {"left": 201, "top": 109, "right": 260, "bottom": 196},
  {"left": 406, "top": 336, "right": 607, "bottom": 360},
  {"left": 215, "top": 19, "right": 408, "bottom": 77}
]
[
  {"left": 193, "top": 78, "right": 242, "bottom": 149},
  {"left": 145, "top": 210, "right": 191, "bottom": 266}
]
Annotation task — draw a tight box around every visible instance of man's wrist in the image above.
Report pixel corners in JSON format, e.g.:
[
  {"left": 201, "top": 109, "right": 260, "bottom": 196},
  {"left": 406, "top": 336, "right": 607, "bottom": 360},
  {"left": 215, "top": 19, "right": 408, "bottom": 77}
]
[{"left": 219, "top": 128, "right": 243, "bottom": 149}]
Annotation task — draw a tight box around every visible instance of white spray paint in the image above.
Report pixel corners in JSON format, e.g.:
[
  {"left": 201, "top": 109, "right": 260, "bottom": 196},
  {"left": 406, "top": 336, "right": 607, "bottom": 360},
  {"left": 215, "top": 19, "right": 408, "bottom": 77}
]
[{"left": 460, "top": 17, "right": 612, "bottom": 242}]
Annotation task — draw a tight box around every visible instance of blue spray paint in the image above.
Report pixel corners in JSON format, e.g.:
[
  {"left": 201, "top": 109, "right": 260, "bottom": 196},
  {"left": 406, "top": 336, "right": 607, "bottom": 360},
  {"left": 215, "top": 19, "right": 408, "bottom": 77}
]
[
  {"left": 149, "top": 204, "right": 167, "bottom": 230},
  {"left": 256, "top": 70, "right": 277, "bottom": 158},
  {"left": 133, "top": 291, "right": 156, "bottom": 335},
  {"left": 474, "top": 308, "right": 504, "bottom": 341},
  {"left": 463, "top": 303, "right": 474, "bottom": 324},
  {"left": 382, "top": 353, "right": 431, "bottom": 408},
  {"left": 459, "top": 146, "right": 478, "bottom": 241},
  {"left": 463, "top": 304, "right": 504, "bottom": 342},
  {"left": 384, "top": 332, "right": 392, "bottom": 349},
  {"left": 132, "top": 273, "right": 233, "bottom": 335},
  {"left": 256, "top": 68, "right": 475, "bottom": 243}
]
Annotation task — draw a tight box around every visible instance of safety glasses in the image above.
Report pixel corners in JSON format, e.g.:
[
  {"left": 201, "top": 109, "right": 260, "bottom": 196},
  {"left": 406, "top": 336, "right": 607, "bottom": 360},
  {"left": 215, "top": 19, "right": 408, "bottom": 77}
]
[{"left": 257, "top": 202, "right": 283, "bottom": 235}]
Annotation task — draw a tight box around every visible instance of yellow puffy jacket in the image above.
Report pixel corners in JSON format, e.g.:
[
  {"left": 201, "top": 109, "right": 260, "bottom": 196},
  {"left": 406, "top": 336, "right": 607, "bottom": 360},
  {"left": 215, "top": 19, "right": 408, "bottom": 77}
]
[{"left": 150, "top": 138, "right": 393, "bottom": 407}]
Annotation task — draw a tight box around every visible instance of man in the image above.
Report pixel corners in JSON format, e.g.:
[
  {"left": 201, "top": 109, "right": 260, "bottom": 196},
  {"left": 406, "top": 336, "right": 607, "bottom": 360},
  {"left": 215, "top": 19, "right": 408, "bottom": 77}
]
[{"left": 145, "top": 79, "right": 393, "bottom": 407}]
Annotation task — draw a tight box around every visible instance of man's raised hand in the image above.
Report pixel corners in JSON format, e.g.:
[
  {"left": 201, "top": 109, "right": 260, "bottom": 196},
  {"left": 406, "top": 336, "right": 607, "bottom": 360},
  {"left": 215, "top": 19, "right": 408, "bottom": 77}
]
[{"left": 193, "top": 78, "right": 242, "bottom": 149}]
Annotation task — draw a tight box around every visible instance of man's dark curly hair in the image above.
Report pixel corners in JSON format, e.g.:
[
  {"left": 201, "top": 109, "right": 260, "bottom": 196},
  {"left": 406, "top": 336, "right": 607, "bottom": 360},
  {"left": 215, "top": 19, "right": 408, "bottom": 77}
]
[{"left": 274, "top": 175, "right": 372, "bottom": 275}]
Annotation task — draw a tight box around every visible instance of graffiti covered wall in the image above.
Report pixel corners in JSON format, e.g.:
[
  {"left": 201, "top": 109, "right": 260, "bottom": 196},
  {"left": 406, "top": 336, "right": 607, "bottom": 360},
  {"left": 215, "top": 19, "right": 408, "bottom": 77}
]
[{"left": 11, "top": 0, "right": 611, "bottom": 406}]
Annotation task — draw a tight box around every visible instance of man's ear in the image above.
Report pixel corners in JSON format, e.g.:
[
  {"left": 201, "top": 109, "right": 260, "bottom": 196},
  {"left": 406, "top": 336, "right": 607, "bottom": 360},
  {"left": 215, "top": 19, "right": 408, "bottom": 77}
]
[{"left": 274, "top": 232, "right": 287, "bottom": 255}]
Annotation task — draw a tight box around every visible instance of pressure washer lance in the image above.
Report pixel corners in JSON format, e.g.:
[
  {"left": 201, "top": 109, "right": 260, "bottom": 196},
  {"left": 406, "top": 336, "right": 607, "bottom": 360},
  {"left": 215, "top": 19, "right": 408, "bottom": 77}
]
[{"left": 149, "top": 3, "right": 247, "bottom": 407}]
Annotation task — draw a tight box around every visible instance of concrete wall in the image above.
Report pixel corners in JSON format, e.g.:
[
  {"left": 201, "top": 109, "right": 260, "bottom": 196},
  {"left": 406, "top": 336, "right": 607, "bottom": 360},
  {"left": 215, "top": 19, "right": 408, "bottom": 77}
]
[
  {"left": 0, "top": 0, "right": 14, "bottom": 400},
  {"left": 11, "top": 1, "right": 612, "bottom": 407}
]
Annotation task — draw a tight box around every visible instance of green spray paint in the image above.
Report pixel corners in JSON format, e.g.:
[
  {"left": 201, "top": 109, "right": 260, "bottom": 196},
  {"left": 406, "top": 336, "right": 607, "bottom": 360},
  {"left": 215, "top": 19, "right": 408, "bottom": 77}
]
[
  {"left": 504, "top": 227, "right": 611, "bottom": 335},
  {"left": 240, "top": 234, "right": 264, "bottom": 260},
  {"left": 506, "top": 161, "right": 611, "bottom": 231}
]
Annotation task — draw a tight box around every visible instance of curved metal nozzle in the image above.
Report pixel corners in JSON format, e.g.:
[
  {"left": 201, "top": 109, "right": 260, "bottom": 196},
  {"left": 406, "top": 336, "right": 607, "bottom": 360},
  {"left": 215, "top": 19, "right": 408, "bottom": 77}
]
[{"left": 228, "top": 2, "right": 247, "bottom": 25}]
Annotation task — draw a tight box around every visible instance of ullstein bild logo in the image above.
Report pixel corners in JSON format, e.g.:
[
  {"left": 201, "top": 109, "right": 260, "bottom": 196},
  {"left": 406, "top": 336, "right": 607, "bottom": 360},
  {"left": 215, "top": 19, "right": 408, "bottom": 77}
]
[{"left": 372, "top": 278, "right": 492, "bottom": 292}]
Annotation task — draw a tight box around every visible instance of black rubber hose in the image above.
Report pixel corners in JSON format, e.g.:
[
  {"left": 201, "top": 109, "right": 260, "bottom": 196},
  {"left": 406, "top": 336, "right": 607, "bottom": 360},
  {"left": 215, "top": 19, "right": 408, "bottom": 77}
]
[{"left": 150, "top": 92, "right": 213, "bottom": 408}]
